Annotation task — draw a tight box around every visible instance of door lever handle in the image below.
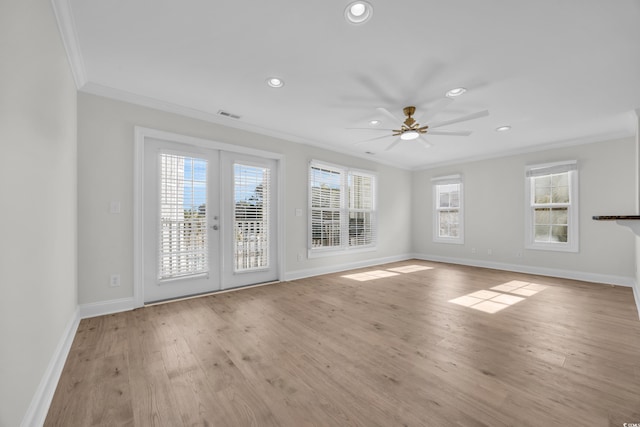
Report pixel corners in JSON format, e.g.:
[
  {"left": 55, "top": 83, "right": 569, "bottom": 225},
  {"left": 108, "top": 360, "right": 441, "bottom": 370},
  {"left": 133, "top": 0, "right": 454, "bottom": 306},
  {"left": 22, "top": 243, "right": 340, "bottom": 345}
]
[{"left": 211, "top": 224, "right": 219, "bottom": 230}]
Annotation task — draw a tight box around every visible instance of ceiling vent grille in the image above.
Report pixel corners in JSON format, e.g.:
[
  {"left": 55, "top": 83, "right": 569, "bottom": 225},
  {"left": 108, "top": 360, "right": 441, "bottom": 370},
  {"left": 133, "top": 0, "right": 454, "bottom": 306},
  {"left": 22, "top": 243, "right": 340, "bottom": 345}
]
[{"left": 217, "top": 110, "right": 241, "bottom": 120}]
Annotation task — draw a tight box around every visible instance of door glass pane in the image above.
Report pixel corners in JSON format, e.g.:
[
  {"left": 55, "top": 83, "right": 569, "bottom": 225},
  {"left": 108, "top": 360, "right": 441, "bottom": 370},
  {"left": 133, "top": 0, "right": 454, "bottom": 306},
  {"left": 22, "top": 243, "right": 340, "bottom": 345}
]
[
  {"left": 159, "top": 153, "right": 208, "bottom": 280},
  {"left": 234, "top": 164, "right": 270, "bottom": 271}
]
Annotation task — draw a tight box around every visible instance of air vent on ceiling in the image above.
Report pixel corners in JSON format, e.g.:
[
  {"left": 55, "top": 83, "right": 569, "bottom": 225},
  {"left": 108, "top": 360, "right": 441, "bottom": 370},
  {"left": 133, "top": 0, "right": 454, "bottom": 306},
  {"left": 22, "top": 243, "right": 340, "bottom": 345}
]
[{"left": 217, "top": 110, "right": 241, "bottom": 120}]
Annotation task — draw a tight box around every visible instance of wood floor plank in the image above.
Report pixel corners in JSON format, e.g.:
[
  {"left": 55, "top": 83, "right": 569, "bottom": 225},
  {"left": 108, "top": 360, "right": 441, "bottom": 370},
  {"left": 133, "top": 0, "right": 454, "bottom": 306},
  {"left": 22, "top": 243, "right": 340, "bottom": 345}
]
[{"left": 45, "top": 260, "right": 640, "bottom": 426}]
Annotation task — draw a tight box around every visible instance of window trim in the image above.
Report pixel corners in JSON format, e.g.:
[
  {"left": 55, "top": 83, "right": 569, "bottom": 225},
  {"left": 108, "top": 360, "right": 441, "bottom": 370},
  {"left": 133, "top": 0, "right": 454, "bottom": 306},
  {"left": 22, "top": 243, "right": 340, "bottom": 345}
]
[
  {"left": 524, "top": 160, "right": 579, "bottom": 253},
  {"left": 432, "top": 174, "right": 464, "bottom": 244},
  {"left": 308, "top": 160, "right": 377, "bottom": 258}
]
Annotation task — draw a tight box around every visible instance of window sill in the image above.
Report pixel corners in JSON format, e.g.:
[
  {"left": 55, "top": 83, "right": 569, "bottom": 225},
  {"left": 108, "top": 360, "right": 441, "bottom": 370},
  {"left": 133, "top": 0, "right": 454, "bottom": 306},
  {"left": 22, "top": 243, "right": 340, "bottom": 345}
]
[
  {"left": 308, "top": 245, "right": 377, "bottom": 259},
  {"left": 433, "top": 238, "right": 464, "bottom": 245},
  {"left": 525, "top": 242, "right": 578, "bottom": 253}
]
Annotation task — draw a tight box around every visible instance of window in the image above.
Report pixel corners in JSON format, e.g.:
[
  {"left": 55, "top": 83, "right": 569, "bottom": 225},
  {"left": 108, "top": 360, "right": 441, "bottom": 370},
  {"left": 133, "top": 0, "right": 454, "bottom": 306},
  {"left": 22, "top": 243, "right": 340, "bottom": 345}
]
[
  {"left": 432, "top": 175, "right": 464, "bottom": 244},
  {"left": 159, "top": 153, "right": 208, "bottom": 280},
  {"left": 525, "top": 161, "right": 578, "bottom": 252},
  {"left": 309, "top": 161, "right": 376, "bottom": 255}
]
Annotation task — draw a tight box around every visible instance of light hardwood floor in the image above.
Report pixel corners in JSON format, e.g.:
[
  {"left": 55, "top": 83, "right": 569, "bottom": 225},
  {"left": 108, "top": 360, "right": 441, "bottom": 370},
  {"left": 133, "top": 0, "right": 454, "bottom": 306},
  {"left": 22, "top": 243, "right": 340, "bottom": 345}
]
[{"left": 45, "top": 260, "right": 640, "bottom": 426}]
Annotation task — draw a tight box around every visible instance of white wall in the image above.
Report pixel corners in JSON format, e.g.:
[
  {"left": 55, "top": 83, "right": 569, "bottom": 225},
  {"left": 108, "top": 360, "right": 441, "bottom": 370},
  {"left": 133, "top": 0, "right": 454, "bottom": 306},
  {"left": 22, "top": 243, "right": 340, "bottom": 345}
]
[
  {"left": 635, "top": 111, "right": 640, "bottom": 316},
  {"left": 77, "top": 93, "right": 413, "bottom": 305},
  {"left": 412, "top": 138, "right": 636, "bottom": 284},
  {"left": 0, "top": 1, "right": 78, "bottom": 426}
]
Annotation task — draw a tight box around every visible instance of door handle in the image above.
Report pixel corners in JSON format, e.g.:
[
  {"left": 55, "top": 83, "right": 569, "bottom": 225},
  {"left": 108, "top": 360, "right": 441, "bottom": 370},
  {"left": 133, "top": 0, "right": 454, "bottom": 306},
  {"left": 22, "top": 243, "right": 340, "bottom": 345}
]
[{"left": 212, "top": 224, "right": 219, "bottom": 231}]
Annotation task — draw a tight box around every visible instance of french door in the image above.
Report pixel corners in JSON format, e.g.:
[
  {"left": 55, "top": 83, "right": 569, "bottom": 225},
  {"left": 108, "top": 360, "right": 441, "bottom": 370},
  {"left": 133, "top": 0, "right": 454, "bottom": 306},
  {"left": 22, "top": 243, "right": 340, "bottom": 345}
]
[
  {"left": 143, "top": 138, "right": 278, "bottom": 303},
  {"left": 221, "top": 152, "right": 278, "bottom": 289}
]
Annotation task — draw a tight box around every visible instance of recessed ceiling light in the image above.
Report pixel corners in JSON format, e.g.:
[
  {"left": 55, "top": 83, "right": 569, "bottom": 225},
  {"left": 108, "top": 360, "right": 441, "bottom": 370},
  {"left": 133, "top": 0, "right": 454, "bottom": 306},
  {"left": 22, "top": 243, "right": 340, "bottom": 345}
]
[
  {"left": 496, "top": 125, "right": 511, "bottom": 132},
  {"left": 369, "top": 120, "right": 381, "bottom": 126},
  {"left": 446, "top": 87, "right": 467, "bottom": 97},
  {"left": 400, "top": 130, "right": 420, "bottom": 141},
  {"left": 266, "top": 77, "right": 284, "bottom": 88},
  {"left": 345, "top": 1, "right": 373, "bottom": 24}
]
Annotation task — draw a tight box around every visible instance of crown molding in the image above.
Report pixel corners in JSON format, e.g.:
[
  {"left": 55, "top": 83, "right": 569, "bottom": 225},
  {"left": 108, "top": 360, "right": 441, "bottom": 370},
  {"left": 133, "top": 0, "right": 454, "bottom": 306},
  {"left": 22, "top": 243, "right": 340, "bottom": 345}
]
[
  {"left": 412, "top": 130, "right": 635, "bottom": 171},
  {"left": 50, "top": 0, "right": 87, "bottom": 89},
  {"left": 80, "top": 81, "right": 412, "bottom": 170}
]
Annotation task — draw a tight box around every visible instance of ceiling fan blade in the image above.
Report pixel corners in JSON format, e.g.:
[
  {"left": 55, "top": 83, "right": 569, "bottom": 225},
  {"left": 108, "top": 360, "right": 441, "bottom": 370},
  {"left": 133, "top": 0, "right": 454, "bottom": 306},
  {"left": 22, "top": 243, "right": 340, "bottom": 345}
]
[
  {"left": 384, "top": 138, "right": 403, "bottom": 151},
  {"left": 353, "top": 134, "right": 393, "bottom": 145},
  {"left": 346, "top": 127, "right": 396, "bottom": 131},
  {"left": 417, "top": 136, "right": 433, "bottom": 148},
  {"left": 417, "top": 98, "right": 454, "bottom": 123},
  {"left": 429, "top": 110, "right": 489, "bottom": 129},
  {"left": 376, "top": 107, "right": 402, "bottom": 124},
  {"left": 428, "top": 130, "right": 472, "bottom": 136}
]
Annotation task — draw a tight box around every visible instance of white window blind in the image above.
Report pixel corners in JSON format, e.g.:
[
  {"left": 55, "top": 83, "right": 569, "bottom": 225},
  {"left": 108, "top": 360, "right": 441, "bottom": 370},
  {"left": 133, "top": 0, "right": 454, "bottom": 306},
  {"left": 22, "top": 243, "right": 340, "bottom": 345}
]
[
  {"left": 309, "top": 161, "right": 376, "bottom": 254},
  {"left": 234, "top": 163, "right": 271, "bottom": 271},
  {"left": 349, "top": 172, "right": 375, "bottom": 247},
  {"left": 310, "top": 164, "right": 344, "bottom": 249},
  {"left": 432, "top": 174, "right": 464, "bottom": 244},
  {"left": 159, "top": 153, "right": 208, "bottom": 280},
  {"left": 525, "top": 161, "right": 578, "bottom": 252},
  {"left": 526, "top": 161, "right": 577, "bottom": 177}
]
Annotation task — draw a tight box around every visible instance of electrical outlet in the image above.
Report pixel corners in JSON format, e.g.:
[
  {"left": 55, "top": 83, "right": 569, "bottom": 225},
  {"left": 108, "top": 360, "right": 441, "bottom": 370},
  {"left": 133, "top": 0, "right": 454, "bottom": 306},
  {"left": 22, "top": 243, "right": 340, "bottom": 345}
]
[
  {"left": 297, "top": 252, "right": 304, "bottom": 261},
  {"left": 487, "top": 248, "right": 493, "bottom": 255},
  {"left": 110, "top": 274, "right": 121, "bottom": 287},
  {"left": 516, "top": 250, "right": 523, "bottom": 258},
  {"left": 471, "top": 247, "right": 476, "bottom": 254}
]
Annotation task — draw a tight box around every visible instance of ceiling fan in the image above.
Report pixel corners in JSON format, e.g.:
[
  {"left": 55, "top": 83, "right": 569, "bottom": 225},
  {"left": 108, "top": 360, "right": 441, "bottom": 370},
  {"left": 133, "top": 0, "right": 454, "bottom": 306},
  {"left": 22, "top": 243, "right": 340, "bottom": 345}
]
[{"left": 351, "top": 100, "right": 489, "bottom": 151}]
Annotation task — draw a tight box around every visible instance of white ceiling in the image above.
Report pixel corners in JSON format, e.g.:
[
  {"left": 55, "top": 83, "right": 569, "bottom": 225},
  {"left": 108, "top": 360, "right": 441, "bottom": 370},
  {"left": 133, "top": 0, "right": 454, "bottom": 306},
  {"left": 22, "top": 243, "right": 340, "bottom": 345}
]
[{"left": 63, "top": 0, "right": 640, "bottom": 169}]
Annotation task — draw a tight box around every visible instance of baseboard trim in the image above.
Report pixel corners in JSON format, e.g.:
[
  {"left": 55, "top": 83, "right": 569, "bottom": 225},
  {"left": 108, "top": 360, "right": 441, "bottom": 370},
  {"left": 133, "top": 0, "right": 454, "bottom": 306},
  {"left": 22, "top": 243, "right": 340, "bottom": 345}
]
[
  {"left": 79, "top": 297, "right": 136, "bottom": 319},
  {"left": 412, "top": 253, "right": 635, "bottom": 288},
  {"left": 21, "top": 307, "right": 80, "bottom": 427},
  {"left": 283, "top": 254, "right": 413, "bottom": 282}
]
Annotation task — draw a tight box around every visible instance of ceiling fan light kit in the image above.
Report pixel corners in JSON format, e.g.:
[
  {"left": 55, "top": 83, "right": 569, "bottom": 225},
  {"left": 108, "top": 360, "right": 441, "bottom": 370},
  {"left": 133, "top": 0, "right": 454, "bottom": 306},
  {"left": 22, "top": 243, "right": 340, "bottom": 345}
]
[
  {"left": 353, "top": 102, "right": 489, "bottom": 151},
  {"left": 400, "top": 130, "right": 420, "bottom": 140},
  {"left": 345, "top": 1, "right": 373, "bottom": 24}
]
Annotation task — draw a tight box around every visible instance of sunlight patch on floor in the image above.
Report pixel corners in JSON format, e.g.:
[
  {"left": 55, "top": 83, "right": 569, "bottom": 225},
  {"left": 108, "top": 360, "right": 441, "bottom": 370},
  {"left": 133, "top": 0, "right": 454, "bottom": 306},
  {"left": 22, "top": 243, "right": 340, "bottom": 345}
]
[
  {"left": 342, "top": 264, "right": 433, "bottom": 281},
  {"left": 449, "top": 280, "right": 547, "bottom": 313},
  {"left": 342, "top": 270, "right": 400, "bottom": 282},
  {"left": 387, "top": 265, "right": 434, "bottom": 274},
  {"left": 491, "top": 280, "right": 547, "bottom": 296}
]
